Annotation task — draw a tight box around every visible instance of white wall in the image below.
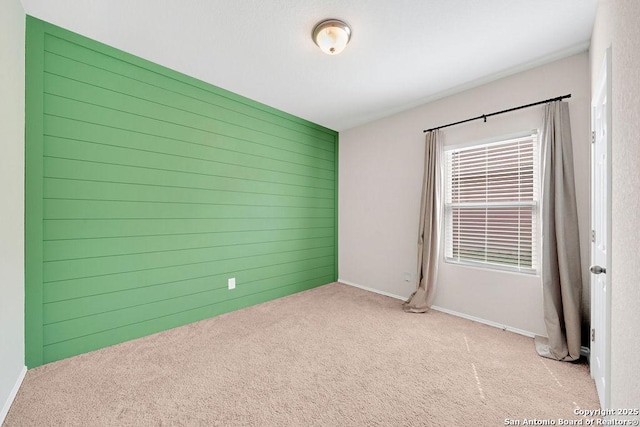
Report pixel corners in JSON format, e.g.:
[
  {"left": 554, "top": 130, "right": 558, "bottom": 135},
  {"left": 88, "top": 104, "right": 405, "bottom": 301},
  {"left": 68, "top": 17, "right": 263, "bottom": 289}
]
[
  {"left": 0, "top": 0, "right": 26, "bottom": 422},
  {"left": 339, "top": 53, "right": 591, "bottom": 337},
  {"left": 590, "top": 0, "right": 640, "bottom": 411}
]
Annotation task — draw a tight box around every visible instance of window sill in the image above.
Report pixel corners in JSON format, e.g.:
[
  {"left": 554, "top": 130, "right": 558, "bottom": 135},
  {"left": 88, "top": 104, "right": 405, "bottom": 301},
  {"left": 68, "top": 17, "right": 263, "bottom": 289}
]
[{"left": 443, "top": 258, "right": 538, "bottom": 276}]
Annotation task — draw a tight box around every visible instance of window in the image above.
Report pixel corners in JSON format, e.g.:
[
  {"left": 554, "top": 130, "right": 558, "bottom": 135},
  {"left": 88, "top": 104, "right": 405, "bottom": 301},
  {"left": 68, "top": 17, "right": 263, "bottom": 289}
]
[{"left": 444, "top": 132, "right": 539, "bottom": 273}]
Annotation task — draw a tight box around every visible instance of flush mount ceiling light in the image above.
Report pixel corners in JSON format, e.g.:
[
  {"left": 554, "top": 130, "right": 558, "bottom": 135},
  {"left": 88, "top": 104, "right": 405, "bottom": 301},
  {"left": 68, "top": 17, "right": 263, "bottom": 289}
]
[{"left": 312, "top": 19, "right": 352, "bottom": 55}]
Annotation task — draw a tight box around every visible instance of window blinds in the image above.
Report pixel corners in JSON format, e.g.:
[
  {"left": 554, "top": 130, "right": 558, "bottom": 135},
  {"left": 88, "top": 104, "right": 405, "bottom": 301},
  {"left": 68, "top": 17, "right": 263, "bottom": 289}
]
[{"left": 444, "top": 133, "right": 539, "bottom": 272}]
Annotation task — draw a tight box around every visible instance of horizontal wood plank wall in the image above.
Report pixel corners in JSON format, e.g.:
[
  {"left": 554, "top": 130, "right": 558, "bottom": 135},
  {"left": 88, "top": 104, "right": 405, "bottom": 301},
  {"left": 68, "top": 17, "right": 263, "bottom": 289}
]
[{"left": 25, "top": 17, "right": 338, "bottom": 367}]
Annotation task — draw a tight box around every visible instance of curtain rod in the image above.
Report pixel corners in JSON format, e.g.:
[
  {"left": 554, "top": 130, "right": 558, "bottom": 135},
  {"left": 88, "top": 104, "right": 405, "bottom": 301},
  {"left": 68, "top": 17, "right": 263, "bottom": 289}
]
[{"left": 422, "top": 94, "right": 572, "bottom": 133}]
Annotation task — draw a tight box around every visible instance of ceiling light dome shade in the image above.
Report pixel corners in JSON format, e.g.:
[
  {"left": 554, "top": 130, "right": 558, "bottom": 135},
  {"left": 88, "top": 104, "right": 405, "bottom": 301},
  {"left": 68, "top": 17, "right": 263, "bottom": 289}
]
[{"left": 313, "top": 19, "right": 351, "bottom": 55}]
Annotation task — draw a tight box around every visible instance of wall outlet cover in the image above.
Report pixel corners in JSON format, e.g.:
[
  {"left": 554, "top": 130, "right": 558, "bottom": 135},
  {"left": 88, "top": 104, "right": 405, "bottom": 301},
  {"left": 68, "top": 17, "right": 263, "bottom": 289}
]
[{"left": 228, "top": 278, "right": 236, "bottom": 290}]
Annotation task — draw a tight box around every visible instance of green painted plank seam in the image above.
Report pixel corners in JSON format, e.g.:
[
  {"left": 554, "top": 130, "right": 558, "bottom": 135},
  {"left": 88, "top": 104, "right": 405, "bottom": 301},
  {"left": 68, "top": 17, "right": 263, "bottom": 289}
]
[
  {"left": 42, "top": 264, "right": 336, "bottom": 324},
  {"left": 42, "top": 177, "right": 334, "bottom": 201},
  {"left": 42, "top": 136, "right": 335, "bottom": 181},
  {"left": 42, "top": 69, "right": 336, "bottom": 150},
  {"left": 42, "top": 273, "right": 335, "bottom": 346},
  {"left": 39, "top": 32, "right": 336, "bottom": 138},
  {"left": 43, "top": 155, "right": 334, "bottom": 191},
  {"left": 42, "top": 245, "right": 335, "bottom": 283}
]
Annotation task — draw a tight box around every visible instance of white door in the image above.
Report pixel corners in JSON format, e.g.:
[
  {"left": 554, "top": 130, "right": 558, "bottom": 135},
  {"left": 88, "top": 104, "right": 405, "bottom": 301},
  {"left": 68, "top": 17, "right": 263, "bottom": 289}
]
[{"left": 590, "top": 47, "right": 611, "bottom": 410}]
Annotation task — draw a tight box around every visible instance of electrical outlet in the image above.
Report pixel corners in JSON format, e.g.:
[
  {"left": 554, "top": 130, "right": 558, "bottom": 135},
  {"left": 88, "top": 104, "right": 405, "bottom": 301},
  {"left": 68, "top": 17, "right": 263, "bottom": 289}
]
[{"left": 228, "top": 277, "right": 236, "bottom": 290}]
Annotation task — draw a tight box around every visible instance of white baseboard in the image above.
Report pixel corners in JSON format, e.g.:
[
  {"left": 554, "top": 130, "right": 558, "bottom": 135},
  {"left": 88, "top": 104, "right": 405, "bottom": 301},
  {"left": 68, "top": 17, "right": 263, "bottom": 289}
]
[
  {"left": 338, "top": 279, "right": 537, "bottom": 338},
  {"left": 430, "top": 306, "right": 591, "bottom": 358},
  {"left": 0, "top": 365, "right": 27, "bottom": 425},
  {"left": 430, "top": 305, "right": 537, "bottom": 338},
  {"left": 338, "top": 279, "right": 408, "bottom": 301}
]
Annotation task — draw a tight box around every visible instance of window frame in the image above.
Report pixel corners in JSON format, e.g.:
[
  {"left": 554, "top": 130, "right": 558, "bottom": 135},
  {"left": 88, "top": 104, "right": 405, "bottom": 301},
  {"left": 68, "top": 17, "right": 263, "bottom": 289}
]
[{"left": 443, "top": 131, "right": 540, "bottom": 275}]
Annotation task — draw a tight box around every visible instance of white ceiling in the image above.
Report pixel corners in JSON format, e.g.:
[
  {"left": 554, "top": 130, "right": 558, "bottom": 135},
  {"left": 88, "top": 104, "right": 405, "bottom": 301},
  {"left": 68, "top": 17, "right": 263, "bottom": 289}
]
[{"left": 21, "top": 0, "right": 598, "bottom": 131}]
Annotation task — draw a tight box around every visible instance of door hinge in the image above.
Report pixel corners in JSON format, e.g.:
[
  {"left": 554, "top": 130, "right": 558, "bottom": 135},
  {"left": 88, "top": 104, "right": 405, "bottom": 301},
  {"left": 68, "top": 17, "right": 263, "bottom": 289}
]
[
  {"left": 591, "top": 328, "right": 596, "bottom": 342},
  {"left": 591, "top": 131, "right": 596, "bottom": 144},
  {"left": 591, "top": 230, "right": 596, "bottom": 242}
]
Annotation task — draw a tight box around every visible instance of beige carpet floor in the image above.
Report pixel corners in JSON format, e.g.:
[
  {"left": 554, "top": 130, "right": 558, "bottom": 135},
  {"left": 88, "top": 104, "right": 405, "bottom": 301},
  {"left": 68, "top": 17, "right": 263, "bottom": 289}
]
[{"left": 5, "top": 282, "right": 601, "bottom": 426}]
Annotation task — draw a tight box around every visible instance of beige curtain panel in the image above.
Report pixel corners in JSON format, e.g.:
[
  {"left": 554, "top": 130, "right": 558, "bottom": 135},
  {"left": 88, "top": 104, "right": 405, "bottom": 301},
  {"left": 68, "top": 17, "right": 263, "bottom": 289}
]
[
  {"left": 535, "top": 101, "right": 583, "bottom": 362},
  {"left": 404, "top": 130, "right": 442, "bottom": 313}
]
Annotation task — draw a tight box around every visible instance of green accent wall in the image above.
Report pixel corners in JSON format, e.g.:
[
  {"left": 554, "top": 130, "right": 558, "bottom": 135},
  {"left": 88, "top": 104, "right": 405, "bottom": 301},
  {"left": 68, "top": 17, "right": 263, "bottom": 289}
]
[{"left": 25, "top": 17, "right": 338, "bottom": 368}]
